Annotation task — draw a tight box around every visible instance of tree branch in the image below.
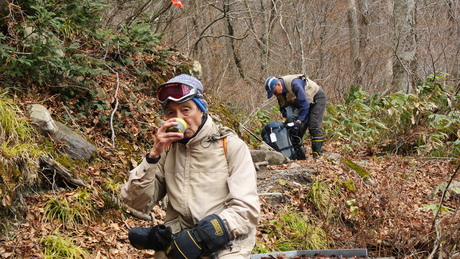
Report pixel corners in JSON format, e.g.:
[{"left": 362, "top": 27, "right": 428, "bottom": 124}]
[{"left": 430, "top": 162, "right": 460, "bottom": 233}]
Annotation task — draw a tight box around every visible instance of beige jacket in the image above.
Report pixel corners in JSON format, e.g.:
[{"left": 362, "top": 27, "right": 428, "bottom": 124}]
[
  {"left": 279, "top": 74, "right": 321, "bottom": 105},
  {"left": 121, "top": 116, "right": 260, "bottom": 248}
]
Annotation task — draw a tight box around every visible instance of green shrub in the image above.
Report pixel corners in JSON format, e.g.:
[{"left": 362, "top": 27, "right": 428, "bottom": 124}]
[
  {"left": 41, "top": 233, "right": 89, "bottom": 259},
  {"left": 323, "top": 74, "right": 459, "bottom": 157},
  {"left": 0, "top": 93, "right": 46, "bottom": 217},
  {"left": 254, "top": 209, "right": 330, "bottom": 253},
  {"left": 43, "top": 188, "right": 96, "bottom": 228},
  {"left": 0, "top": 0, "right": 108, "bottom": 86},
  {"left": 1, "top": 0, "right": 174, "bottom": 96}
]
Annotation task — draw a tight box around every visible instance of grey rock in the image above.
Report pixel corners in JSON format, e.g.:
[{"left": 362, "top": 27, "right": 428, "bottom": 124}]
[
  {"left": 325, "top": 152, "right": 342, "bottom": 161},
  {"left": 28, "top": 104, "right": 57, "bottom": 135},
  {"left": 28, "top": 104, "right": 96, "bottom": 161},
  {"left": 53, "top": 121, "right": 96, "bottom": 160},
  {"left": 250, "top": 149, "right": 289, "bottom": 165}
]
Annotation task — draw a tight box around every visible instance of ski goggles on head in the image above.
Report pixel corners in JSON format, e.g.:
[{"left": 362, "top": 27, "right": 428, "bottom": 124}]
[{"left": 157, "top": 83, "right": 198, "bottom": 104}]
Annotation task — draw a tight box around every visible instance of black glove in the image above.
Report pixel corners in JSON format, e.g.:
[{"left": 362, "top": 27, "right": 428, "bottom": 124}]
[
  {"left": 128, "top": 224, "right": 172, "bottom": 251},
  {"left": 288, "top": 121, "right": 301, "bottom": 136},
  {"left": 165, "top": 214, "right": 231, "bottom": 259}
]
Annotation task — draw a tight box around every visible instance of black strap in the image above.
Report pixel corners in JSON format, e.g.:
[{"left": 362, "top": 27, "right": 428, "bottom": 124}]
[{"left": 194, "top": 227, "right": 217, "bottom": 256}]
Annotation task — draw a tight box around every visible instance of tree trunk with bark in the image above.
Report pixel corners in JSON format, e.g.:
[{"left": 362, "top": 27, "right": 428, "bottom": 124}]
[
  {"left": 347, "top": 0, "right": 369, "bottom": 88},
  {"left": 392, "top": 0, "right": 417, "bottom": 93}
]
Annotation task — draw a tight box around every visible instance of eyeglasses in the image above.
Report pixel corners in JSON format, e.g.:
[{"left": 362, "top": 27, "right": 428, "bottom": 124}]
[{"left": 157, "top": 83, "right": 198, "bottom": 104}]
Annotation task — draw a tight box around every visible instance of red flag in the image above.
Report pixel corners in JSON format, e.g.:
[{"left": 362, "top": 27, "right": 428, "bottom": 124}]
[{"left": 172, "top": 0, "right": 183, "bottom": 7}]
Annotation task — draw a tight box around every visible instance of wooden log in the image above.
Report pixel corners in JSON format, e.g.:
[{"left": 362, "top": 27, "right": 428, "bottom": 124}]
[{"left": 39, "top": 155, "right": 86, "bottom": 187}]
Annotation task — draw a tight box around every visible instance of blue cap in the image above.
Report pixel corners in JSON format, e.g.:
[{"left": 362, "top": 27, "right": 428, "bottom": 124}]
[{"left": 264, "top": 76, "right": 279, "bottom": 99}]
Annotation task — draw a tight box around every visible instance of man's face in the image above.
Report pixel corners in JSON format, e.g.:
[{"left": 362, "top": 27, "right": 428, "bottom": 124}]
[
  {"left": 273, "top": 82, "right": 283, "bottom": 96},
  {"left": 164, "top": 100, "right": 203, "bottom": 138}
]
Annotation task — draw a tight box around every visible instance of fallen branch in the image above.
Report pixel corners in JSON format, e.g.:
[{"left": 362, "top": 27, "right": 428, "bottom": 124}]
[
  {"left": 105, "top": 64, "right": 120, "bottom": 148},
  {"left": 430, "top": 162, "right": 460, "bottom": 232},
  {"left": 40, "top": 155, "right": 86, "bottom": 187},
  {"left": 427, "top": 162, "right": 460, "bottom": 259}
]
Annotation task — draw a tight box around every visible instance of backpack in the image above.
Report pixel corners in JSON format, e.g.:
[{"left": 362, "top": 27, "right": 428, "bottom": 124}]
[{"left": 261, "top": 121, "right": 305, "bottom": 160}]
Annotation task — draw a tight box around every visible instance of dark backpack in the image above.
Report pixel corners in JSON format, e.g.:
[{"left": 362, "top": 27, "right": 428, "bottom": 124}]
[{"left": 261, "top": 121, "right": 305, "bottom": 160}]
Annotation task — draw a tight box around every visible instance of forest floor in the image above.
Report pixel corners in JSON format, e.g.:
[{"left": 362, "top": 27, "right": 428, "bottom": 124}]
[
  {"left": 256, "top": 143, "right": 459, "bottom": 257},
  {"left": 1, "top": 140, "right": 459, "bottom": 258}
]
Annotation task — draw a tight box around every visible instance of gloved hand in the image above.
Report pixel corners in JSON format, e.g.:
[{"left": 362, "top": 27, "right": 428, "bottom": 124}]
[
  {"left": 165, "top": 214, "right": 231, "bottom": 259},
  {"left": 128, "top": 224, "right": 172, "bottom": 251},
  {"left": 289, "top": 121, "right": 301, "bottom": 136}
]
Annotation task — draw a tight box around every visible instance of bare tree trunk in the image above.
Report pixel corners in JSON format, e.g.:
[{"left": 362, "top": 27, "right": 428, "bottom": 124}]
[
  {"left": 357, "top": 0, "right": 368, "bottom": 51},
  {"left": 347, "top": 0, "right": 361, "bottom": 86},
  {"left": 347, "top": 0, "right": 369, "bottom": 87},
  {"left": 358, "top": 0, "right": 369, "bottom": 83},
  {"left": 392, "top": 0, "right": 417, "bottom": 93},
  {"left": 383, "top": 0, "right": 394, "bottom": 90},
  {"left": 224, "top": 0, "right": 246, "bottom": 79},
  {"left": 447, "top": 0, "right": 460, "bottom": 78},
  {"left": 260, "top": 0, "right": 275, "bottom": 77}
]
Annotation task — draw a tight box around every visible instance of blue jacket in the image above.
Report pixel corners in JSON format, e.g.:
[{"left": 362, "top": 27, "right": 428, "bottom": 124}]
[{"left": 279, "top": 78, "right": 310, "bottom": 123}]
